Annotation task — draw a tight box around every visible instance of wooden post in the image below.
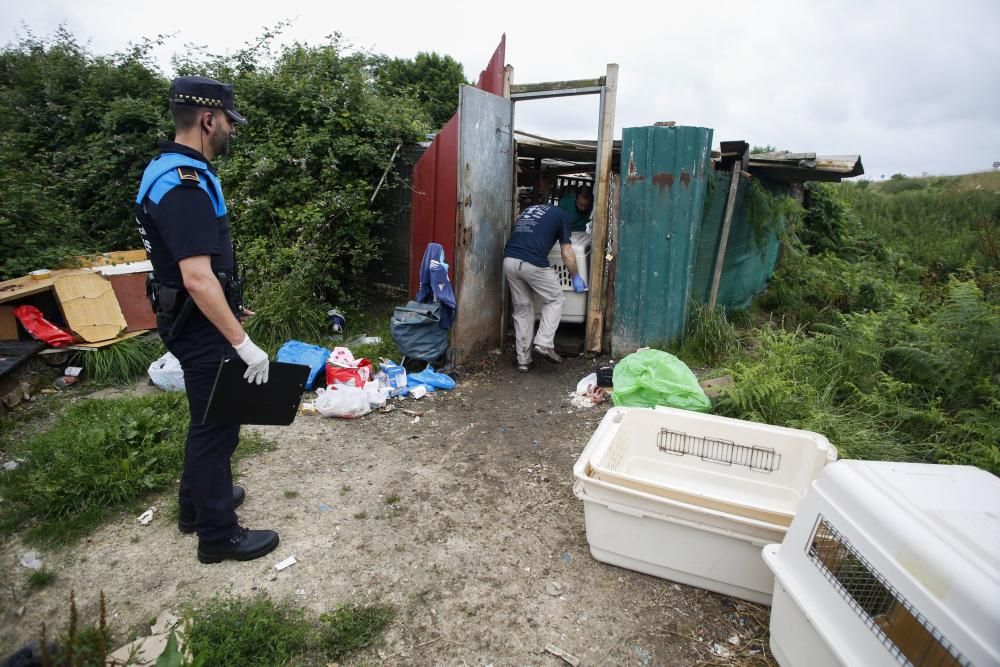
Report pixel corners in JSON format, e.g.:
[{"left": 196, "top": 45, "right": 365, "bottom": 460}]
[
  {"left": 500, "top": 65, "right": 515, "bottom": 349},
  {"left": 708, "top": 150, "right": 748, "bottom": 309},
  {"left": 585, "top": 63, "right": 619, "bottom": 353}
]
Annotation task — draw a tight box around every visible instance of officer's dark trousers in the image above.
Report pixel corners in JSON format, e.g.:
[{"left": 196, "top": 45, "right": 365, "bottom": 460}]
[{"left": 159, "top": 316, "right": 239, "bottom": 544}]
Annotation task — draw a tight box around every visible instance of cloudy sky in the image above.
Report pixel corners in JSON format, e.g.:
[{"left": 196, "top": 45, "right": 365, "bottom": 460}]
[{"left": 3, "top": 0, "right": 998, "bottom": 178}]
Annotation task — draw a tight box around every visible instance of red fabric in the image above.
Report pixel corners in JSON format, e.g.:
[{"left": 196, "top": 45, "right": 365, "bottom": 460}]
[{"left": 12, "top": 305, "right": 75, "bottom": 347}]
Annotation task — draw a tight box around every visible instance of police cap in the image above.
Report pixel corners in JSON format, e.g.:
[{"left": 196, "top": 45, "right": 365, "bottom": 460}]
[{"left": 168, "top": 75, "right": 246, "bottom": 125}]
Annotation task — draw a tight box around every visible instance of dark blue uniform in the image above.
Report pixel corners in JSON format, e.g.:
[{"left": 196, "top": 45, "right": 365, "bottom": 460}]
[
  {"left": 503, "top": 204, "right": 573, "bottom": 267},
  {"left": 135, "top": 141, "right": 240, "bottom": 544}
]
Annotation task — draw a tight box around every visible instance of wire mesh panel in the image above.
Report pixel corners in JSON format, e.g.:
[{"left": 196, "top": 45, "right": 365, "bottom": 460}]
[
  {"left": 807, "top": 516, "right": 969, "bottom": 667},
  {"left": 656, "top": 428, "right": 780, "bottom": 472}
]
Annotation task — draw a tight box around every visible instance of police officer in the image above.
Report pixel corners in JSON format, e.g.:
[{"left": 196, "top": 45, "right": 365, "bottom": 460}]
[{"left": 135, "top": 76, "right": 278, "bottom": 564}]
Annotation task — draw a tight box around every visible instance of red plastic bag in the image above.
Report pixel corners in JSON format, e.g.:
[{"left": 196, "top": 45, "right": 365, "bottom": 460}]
[
  {"left": 325, "top": 359, "right": 372, "bottom": 388},
  {"left": 13, "top": 305, "right": 75, "bottom": 347}
]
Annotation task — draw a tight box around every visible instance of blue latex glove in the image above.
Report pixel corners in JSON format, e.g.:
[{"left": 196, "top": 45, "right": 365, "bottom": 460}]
[{"left": 572, "top": 275, "right": 588, "bottom": 293}]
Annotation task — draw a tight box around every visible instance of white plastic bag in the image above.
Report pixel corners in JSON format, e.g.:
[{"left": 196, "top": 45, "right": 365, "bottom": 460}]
[
  {"left": 314, "top": 386, "right": 371, "bottom": 419},
  {"left": 148, "top": 351, "right": 185, "bottom": 391},
  {"left": 576, "top": 373, "right": 598, "bottom": 395},
  {"left": 363, "top": 380, "right": 389, "bottom": 409}
]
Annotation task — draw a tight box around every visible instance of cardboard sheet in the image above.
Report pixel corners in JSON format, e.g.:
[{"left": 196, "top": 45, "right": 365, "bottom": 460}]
[
  {"left": 109, "top": 274, "right": 157, "bottom": 331},
  {"left": 53, "top": 273, "right": 128, "bottom": 343},
  {"left": 0, "top": 306, "right": 18, "bottom": 341}
]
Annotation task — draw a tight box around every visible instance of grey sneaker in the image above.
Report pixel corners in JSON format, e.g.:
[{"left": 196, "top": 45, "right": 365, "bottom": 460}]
[{"left": 533, "top": 345, "right": 562, "bottom": 364}]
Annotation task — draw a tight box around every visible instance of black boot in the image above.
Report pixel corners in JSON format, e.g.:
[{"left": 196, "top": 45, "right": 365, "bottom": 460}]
[
  {"left": 197, "top": 526, "right": 279, "bottom": 564},
  {"left": 178, "top": 485, "right": 246, "bottom": 534}
]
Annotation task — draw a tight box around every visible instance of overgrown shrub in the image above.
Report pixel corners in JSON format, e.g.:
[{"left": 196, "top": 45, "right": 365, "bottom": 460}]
[{"left": 0, "top": 27, "right": 441, "bottom": 312}]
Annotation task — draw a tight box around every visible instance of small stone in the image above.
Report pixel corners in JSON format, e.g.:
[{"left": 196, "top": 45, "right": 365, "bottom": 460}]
[
  {"left": 728, "top": 635, "right": 740, "bottom": 646},
  {"left": 545, "top": 581, "right": 563, "bottom": 596}
]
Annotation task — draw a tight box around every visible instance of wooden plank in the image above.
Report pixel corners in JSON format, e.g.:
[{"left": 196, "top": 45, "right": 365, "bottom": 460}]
[
  {"left": 699, "top": 374, "right": 734, "bottom": 398},
  {"left": 0, "top": 268, "right": 96, "bottom": 305},
  {"left": 53, "top": 273, "right": 128, "bottom": 343},
  {"left": 0, "top": 305, "right": 18, "bottom": 341},
  {"left": 102, "top": 249, "right": 148, "bottom": 265},
  {"left": 109, "top": 274, "right": 157, "bottom": 332},
  {"left": 585, "top": 64, "right": 619, "bottom": 353},
  {"left": 510, "top": 77, "right": 604, "bottom": 94},
  {"left": 708, "top": 165, "right": 743, "bottom": 309},
  {"left": 65, "top": 330, "right": 146, "bottom": 350}
]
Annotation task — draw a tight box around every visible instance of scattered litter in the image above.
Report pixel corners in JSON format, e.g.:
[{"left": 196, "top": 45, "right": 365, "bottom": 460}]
[
  {"left": 3, "top": 460, "right": 19, "bottom": 471},
  {"left": 727, "top": 635, "right": 741, "bottom": 646},
  {"left": 275, "top": 556, "right": 297, "bottom": 571},
  {"left": 298, "top": 402, "right": 318, "bottom": 416},
  {"left": 411, "top": 416, "right": 421, "bottom": 425},
  {"left": 64, "top": 366, "right": 83, "bottom": 377},
  {"left": 53, "top": 375, "right": 79, "bottom": 390},
  {"left": 314, "top": 386, "right": 371, "bottom": 418},
  {"left": 710, "top": 643, "right": 733, "bottom": 658},
  {"left": 400, "top": 408, "right": 423, "bottom": 418},
  {"left": 409, "top": 384, "right": 428, "bottom": 399},
  {"left": 561, "top": 551, "right": 573, "bottom": 564},
  {"left": 545, "top": 581, "right": 563, "bottom": 596},
  {"left": 326, "top": 308, "right": 345, "bottom": 333},
  {"left": 19, "top": 551, "right": 42, "bottom": 570},
  {"left": 137, "top": 507, "right": 156, "bottom": 525},
  {"left": 575, "top": 373, "right": 598, "bottom": 395},
  {"left": 544, "top": 643, "right": 580, "bottom": 666},
  {"left": 148, "top": 351, "right": 185, "bottom": 391},
  {"left": 150, "top": 611, "right": 178, "bottom": 635},
  {"left": 15, "top": 605, "right": 25, "bottom": 618},
  {"left": 317, "top": 503, "right": 331, "bottom": 512},
  {"left": 378, "top": 404, "right": 395, "bottom": 413}
]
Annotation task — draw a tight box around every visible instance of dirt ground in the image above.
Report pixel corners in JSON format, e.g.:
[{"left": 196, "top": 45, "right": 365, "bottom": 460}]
[{"left": 0, "top": 353, "right": 773, "bottom": 666}]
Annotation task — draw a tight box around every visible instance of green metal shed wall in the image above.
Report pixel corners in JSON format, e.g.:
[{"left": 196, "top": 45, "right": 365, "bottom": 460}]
[
  {"left": 689, "top": 172, "right": 789, "bottom": 311},
  {"left": 612, "top": 125, "right": 714, "bottom": 357}
]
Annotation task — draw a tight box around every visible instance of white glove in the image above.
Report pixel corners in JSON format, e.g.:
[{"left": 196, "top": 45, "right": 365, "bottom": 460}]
[{"left": 233, "top": 334, "right": 269, "bottom": 385}]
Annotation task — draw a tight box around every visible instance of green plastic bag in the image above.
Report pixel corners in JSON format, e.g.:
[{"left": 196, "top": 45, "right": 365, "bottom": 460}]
[{"left": 611, "top": 349, "right": 712, "bottom": 412}]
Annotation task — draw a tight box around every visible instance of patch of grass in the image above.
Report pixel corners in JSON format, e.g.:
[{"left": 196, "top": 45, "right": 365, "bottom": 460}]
[
  {"left": 0, "top": 392, "right": 189, "bottom": 545},
  {"left": 74, "top": 335, "right": 165, "bottom": 386},
  {"left": 28, "top": 567, "right": 56, "bottom": 591},
  {"left": 353, "top": 511, "right": 367, "bottom": 520},
  {"left": 319, "top": 603, "right": 395, "bottom": 660},
  {"left": 340, "top": 484, "right": 351, "bottom": 495},
  {"left": 682, "top": 302, "right": 740, "bottom": 367},
  {"left": 283, "top": 490, "right": 299, "bottom": 499},
  {"left": 0, "top": 393, "right": 275, "bottom": 546},
  {"left": 183, "top": 594, "right": 394, "bottom": 665},
  {"left": 384, "top": 493, "right": 401, "bottom": 505},
  {"left": 184, "top": 594, "right": 311, "bottom": 667}
]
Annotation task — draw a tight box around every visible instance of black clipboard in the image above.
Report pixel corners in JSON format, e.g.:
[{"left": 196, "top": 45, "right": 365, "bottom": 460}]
[{"left": 202, "top": 358, "right": 310, "bottom": 426}]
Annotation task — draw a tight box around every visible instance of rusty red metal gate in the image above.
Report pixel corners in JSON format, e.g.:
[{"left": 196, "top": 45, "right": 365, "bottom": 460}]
[{"left": 407, "top": 36, "right": 507, "bottom": 295}]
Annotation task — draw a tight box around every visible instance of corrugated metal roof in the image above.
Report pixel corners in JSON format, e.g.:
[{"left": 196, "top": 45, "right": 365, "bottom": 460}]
[{"left": 747, "top": 151, "right": 864, "bottom": 182}]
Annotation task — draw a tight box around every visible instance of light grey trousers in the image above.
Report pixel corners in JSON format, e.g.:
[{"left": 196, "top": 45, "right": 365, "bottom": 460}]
[{"left": 503, "top": 256, "right": 564, "bottom": 365}]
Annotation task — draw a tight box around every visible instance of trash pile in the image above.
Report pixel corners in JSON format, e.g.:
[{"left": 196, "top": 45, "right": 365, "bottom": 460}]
[{"left": 276, "top": 340, "right": 456, "bottom": 420}]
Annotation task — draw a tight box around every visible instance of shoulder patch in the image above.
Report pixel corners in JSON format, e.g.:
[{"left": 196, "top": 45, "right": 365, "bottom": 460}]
[{"left": 177, "top": 167, "right": 200, "bottom": 184}]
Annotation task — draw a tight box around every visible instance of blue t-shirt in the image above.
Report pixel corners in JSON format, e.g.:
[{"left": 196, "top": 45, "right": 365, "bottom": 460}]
[{"left": 503, "top": 204, "right": 572, "bottom": 268}]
